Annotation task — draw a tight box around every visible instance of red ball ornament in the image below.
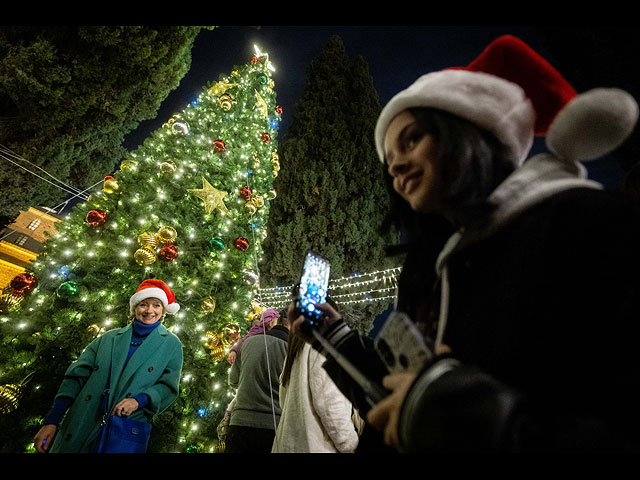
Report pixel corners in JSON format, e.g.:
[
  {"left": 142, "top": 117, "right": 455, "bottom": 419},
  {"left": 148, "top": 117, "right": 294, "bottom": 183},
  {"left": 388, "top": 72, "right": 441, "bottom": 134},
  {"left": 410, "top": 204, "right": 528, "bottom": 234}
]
[
  {"left": 10, "top": 273, "right": 38, "bottom": 296},
  {"left": 234, "top": 237, "right": 249, "bottom": 251},
  {"left": 158, "top": 243, "right": 179, "bottom": 262},
  {"left": 275, "top": 106, "right": 283, "bottom": 115},
  {"left": 261, "top": 132, "right": 271, "bottom": 142},
  {"left": 213, "top": 139, "right": 226, "bottom": 152},
  {"left": 86, "top": 209, "right": 107, "bottom": 227},
  {"left": 239, "top": 186, "right": 253, "bottom": 200},
  {"left": 250, "top": 55, "right": 258, "bottom": 64}
]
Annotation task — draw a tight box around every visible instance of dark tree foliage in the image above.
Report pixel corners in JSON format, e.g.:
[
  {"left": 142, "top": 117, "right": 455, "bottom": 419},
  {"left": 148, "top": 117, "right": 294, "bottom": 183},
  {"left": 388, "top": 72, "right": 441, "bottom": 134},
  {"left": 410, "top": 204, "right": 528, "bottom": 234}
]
[
  {"left": 0, "top": 26, "right": 211, "bottom": 225},
  {"left": 260, "top": 36, "right": 399, "bottom": 333}
]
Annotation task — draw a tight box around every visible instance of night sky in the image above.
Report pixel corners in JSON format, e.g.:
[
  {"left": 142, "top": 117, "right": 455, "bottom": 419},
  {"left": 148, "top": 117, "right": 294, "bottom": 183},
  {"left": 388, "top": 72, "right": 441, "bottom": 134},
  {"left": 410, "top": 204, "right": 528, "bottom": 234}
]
[
  {"left": 124, "top": 26, "right": 545, "bottom": 145},
  {"left": 123, "top": 25, "right": 629, "bottom": 189}
]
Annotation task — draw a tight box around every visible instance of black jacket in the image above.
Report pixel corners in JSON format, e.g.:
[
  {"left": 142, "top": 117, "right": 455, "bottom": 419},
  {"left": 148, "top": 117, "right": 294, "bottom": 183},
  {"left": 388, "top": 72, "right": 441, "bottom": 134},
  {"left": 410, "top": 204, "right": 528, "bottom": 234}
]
[{"left": 320, "top": 166, "right": 640, "bottom": 452}]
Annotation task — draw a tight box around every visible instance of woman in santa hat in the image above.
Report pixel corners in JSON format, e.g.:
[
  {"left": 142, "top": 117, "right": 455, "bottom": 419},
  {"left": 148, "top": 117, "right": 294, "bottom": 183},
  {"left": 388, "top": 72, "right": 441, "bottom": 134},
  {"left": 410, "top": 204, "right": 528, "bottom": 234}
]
[
  {"left": 291, "top": 35, "right": 640, "bottom": 452},
  {"left": 33, "top": 279, "right": 183, "bottom": 453}
]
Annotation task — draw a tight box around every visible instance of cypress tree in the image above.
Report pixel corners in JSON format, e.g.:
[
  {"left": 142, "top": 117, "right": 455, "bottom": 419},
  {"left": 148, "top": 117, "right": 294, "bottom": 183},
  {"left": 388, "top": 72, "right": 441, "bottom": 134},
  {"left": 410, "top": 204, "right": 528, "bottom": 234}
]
[
  {"left": 260, "top": 36, "right": 399, "bottom": 334},
  {"left": 0, "top": 26, "right": 210, "bottom": 224}
]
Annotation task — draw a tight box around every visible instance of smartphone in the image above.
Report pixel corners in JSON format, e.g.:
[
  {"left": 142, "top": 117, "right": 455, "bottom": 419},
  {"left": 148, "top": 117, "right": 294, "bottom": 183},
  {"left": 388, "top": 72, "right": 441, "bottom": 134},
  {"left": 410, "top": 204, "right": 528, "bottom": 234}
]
[
  {"left": 296, "top": 251, "right": 331, "bottom": 332},
  {"left": 374, "top": 310, "right": 433, "bottom": 374}
]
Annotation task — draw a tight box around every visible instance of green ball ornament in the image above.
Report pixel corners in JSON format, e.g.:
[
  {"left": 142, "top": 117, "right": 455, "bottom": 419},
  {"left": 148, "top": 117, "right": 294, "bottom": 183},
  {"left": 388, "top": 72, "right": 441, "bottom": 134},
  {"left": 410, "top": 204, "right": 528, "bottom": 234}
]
[
  {"left": 209, "top": 237, "right": 224, "bottom": 252},
  {"left": 56, "top": 281, "right": 79, "bottom": 300}
]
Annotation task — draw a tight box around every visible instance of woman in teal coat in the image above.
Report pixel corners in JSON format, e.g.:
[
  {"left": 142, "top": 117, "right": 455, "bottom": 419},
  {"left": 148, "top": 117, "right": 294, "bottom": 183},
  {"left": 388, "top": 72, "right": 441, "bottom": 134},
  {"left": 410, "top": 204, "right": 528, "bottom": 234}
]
[{"left": 33, "top": 279, "right": 183, "bottom": 453}]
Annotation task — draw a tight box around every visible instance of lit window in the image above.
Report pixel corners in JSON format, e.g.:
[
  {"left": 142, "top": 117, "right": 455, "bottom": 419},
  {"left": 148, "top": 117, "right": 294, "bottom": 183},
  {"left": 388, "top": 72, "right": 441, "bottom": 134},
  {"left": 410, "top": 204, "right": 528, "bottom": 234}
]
[{"left": 27, "top": 219, "right": 41, "bottom": 230}]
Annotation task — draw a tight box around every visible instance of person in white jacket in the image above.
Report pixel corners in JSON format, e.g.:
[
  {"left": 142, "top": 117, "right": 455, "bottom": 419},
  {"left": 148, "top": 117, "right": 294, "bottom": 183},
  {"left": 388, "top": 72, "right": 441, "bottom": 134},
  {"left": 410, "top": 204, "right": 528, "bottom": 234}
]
[{"left": 272, "top": 330, "right": 359, "bottom": 453}]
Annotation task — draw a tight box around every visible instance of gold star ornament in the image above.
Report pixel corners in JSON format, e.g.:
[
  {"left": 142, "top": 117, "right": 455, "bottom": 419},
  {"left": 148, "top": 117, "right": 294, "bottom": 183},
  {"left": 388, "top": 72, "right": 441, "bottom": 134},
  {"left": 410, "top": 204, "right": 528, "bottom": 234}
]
[{"left": 188, "top": 177, "right": 229, "bottom": 215}]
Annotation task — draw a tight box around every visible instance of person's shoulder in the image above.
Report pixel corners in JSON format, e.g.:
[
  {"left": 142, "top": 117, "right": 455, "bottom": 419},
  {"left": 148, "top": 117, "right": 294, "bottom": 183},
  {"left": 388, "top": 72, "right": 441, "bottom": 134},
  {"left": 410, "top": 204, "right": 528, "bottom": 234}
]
[
  {"left": 544, "top": 187, "right": 640, "bottom": 214},
  {"left": 267, "top": 325, "right": 289, "bottom": 343},
  {"left": 158, "top": 324, "right": 183, "bottom": 346}
]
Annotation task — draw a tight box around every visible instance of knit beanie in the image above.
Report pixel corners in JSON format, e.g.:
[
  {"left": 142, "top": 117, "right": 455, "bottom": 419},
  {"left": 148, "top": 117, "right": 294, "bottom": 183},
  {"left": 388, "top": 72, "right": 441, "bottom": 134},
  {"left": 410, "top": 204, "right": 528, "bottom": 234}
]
[{"left": 260, "top": 308, "right": 280, "bottom": 326}]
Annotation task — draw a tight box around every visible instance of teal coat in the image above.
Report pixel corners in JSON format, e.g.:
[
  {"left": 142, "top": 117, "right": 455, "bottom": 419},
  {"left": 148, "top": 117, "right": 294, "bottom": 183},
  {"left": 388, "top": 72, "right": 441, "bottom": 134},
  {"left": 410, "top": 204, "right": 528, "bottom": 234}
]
[{"left": 49, "top": 322, "right": 183, "bottom": 453}]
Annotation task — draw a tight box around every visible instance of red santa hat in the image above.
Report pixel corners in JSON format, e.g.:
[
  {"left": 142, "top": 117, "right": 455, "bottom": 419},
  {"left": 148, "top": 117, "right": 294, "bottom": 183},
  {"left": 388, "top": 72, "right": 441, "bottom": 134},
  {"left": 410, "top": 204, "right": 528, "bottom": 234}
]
[
  {"left": 129, "top": 279, "right": 180, "bottom": 315},
  {"left": 375, "top": 35, "right": 637, "bottom": 165}
]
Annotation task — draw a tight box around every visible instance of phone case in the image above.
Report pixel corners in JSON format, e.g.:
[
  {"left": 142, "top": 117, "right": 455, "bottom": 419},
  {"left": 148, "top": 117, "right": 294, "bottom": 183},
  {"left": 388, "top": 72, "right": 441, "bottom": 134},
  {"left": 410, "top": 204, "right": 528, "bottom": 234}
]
[{"left": 374, "top": 310, "right": 433, "bottom": 374}]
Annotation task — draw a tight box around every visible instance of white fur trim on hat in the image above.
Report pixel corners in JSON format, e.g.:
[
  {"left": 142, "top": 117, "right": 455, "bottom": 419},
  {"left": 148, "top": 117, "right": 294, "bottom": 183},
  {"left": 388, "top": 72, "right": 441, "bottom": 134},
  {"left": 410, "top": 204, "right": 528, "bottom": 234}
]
[
  {"left": 130, "top": 287, "right": 180, "bottom": 315},
  {"left": 546, "top": 88, "right": 639, "bottom": 163},
  {"left": 375, "top": 69, "right": 535, "bottom": 166}
]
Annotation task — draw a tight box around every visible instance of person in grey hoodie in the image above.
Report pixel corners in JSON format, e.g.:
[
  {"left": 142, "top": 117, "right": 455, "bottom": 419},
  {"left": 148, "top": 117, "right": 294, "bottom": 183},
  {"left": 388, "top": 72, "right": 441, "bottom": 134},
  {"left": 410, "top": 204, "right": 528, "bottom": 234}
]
[
  {"left": 226, "top": 310, "right": 289, "bottom": 453},
  {"left": 290, "top": 35, "right": 640, "bottom": 453}
]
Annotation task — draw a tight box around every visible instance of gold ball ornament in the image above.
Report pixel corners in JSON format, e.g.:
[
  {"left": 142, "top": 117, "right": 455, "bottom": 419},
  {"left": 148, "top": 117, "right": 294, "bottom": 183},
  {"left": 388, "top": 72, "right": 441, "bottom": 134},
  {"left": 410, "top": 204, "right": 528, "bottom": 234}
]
[
  {"left": 157, "top": 226, "right": 177, "bottom": 244},
  {"left": 0, "top": 383, "right": 24, "bottom": 415},
  {"left": 120, "top": 159, "right": 136, "bottom": 170},
  {"left": 203, "top": 331, "right": 227, "bottom": 362},
  {"left": 267, "top": 189, "right": 277, "bottom": 200},
  {"left": 134, "top": 247, "right": 156, "bottom": 265},
  {"left": 218, "top": 94, "right": 236, "bottom": 111},
  {"left": 245, "top": 202, "right": 257, "bottom": 215},
  {"left": 222, "top": 323, "right": 240, "bottom": 344},
  {"left": 252, "top": 152, "right": 261, "bottom": 168},
  {"left": 0, "top": 291, "right": 23, "bottom": 313},
  {"left": 137, "top": 232, "right": 159, "bottom": 249},
  {"left": 251, "top": 195, "right": 265, "bottom": 208},
  {"left": 103, "top": 178, "right": 119, "bottom": 194},
  {"left": 87, "top": 323, "right": 105, "bottom": 338},
  {"left": 202, "top": 296, "right": 216, "bottom": 313},
  {"left": 160, "top": 161, "right": 177, "bottom": 174}
]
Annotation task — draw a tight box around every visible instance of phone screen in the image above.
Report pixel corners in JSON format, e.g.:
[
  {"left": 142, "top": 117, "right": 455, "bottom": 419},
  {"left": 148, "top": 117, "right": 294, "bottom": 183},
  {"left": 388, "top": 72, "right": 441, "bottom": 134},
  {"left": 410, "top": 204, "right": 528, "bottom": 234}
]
[{"left": 298, "top": 252, "right": 330, "bottom": 324}]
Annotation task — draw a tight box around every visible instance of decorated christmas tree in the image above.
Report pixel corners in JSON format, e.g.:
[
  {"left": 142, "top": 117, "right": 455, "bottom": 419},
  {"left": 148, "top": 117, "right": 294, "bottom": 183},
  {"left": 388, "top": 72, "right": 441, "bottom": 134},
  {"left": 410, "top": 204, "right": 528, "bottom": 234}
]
[{"left": 0, "top": 46, "right": 281, "bottom": 453}]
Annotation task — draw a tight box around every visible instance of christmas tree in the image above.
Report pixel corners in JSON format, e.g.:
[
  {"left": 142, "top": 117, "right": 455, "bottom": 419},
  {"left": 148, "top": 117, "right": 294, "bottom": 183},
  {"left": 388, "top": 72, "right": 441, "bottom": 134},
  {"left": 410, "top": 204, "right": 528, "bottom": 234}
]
[{"left": 0, "top": 45, "right": 281, "bottom": 453}]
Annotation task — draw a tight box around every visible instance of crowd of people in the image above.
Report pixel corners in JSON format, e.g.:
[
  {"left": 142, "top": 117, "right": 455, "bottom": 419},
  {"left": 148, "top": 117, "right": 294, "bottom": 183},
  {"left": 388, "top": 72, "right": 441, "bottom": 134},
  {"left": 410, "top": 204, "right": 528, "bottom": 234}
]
[{"left": 33, "top": 34, "right": 640, "bottom": 453}]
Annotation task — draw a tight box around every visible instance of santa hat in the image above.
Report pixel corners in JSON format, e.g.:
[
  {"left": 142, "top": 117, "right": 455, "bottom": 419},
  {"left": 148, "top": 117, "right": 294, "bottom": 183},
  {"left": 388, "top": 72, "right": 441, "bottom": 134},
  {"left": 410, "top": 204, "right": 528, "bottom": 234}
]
[
  {"left": 375, "top": 35, "right": 637, "bottom": 165},
  {"left": 129, "top": 279, "right": 180, "bottom": 315}
]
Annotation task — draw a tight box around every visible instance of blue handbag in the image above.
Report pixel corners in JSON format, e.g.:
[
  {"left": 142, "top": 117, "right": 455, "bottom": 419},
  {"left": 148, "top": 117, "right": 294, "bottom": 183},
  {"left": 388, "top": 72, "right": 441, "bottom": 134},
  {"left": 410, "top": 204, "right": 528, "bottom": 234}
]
[
  {"left": 94, "top": 413, "right": 152, "bottom": 453},
  {"left": 93, "top": 365, "right": 152, "bottom": 453}
]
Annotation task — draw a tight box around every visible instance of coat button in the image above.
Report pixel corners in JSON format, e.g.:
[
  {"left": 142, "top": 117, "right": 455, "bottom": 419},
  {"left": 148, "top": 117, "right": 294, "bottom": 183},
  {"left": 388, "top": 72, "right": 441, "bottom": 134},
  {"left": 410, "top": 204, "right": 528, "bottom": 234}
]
[
  {"left": 148, "top": 366, "right": 154, "bottom": 372},
  {"left": 64, "top": 433, "right": 72, "bottom": 440},
  {"left": 85, "top": 394, "right": 92, "bottom": 401},
  {"left": 126, "top": 392, "right": 131, "bottom": 397},
  {"left": 93, "top": 365, "right": 99, "bottom": 371}
]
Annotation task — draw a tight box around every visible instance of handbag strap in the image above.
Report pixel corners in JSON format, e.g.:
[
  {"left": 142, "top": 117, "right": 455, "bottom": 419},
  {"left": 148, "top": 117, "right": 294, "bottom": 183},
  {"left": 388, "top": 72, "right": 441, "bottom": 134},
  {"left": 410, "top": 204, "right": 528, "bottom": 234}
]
[{"left": 99, "top": 363, "right": 113, "bottom": 426}]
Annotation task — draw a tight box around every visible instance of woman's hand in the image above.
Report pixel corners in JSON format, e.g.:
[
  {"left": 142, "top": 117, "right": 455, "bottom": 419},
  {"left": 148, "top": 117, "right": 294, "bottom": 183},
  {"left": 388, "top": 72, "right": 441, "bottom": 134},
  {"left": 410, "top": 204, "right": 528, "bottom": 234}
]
[
  {"left": 366, "top": 373, "right": 416, "bottom": 451},
  {"left": 289, "top": 301, "right": 341, "bottom": 343},
  {"left": 366, "top": 344, "right": 452, "bottom": 451},
  {"left": 33, "top": 424, "right": 57, "bottom": 453},
  {"left": 227, "top": 351, "right": 236, "bottom": 364},
  {"left": 112, "top": 398, "right": 139, "bottom": 417}
]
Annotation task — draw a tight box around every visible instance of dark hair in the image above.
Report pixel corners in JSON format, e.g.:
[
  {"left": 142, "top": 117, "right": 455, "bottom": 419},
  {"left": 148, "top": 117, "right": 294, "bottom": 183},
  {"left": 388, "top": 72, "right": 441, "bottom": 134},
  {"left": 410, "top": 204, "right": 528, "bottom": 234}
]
[
  {"left": 381, "top": 108, "right": 516, "bottom": 330},
  {"left": 277, "top": 308, "right": 289, "bottom": 325},
  {"left": 281, "top": 333, "right": 305, "bottom": 388},
  {"left": 381, "top": 107, "right": 515, "bottom": 242},
  {"left": 281, "top": 296, "right": 338, "bottom": 388}
]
